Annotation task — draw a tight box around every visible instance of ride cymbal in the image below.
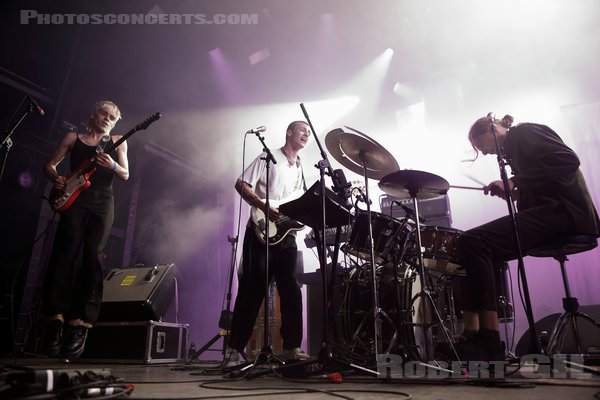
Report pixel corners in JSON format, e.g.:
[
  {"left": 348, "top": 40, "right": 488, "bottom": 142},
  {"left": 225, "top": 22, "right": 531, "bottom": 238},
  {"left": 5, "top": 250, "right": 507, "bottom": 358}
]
[{"left": 325, "top": 126, "right": 399, "bottom": 180}]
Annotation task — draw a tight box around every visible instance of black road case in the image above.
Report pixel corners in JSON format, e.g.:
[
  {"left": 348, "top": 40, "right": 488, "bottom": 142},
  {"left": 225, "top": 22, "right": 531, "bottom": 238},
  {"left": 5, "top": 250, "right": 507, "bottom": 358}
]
[{"left": 81, "top": 321, "right": 188, "bottom": 364}]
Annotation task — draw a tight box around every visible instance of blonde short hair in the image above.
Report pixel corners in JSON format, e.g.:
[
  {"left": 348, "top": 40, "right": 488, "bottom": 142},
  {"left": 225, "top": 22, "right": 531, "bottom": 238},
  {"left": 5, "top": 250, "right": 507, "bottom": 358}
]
[{"left": 85, "top": 100, "right": 122, "bottom": 132}]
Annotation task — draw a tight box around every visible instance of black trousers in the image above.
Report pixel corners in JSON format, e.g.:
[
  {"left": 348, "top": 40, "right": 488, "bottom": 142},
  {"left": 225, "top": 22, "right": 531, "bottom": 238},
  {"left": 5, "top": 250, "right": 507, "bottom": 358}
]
[
  {"left": 229, "top": 226, "right": 303, "bottom": 351},
  {"left": 458, "top": 203, "right": 572, "bottom": 312},
  {"left": 42, "top": 189, "right": 114, "bottom": 324}
]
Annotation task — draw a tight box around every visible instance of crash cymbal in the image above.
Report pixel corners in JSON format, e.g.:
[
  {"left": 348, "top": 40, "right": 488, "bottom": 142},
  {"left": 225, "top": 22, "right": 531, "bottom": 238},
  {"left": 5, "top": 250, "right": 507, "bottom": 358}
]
[
  {"left": 378, "top": 170, "right": 449, "bottom": 199},
  {"left": 325, "top": 126, "right": 399, "bottom": 180}
]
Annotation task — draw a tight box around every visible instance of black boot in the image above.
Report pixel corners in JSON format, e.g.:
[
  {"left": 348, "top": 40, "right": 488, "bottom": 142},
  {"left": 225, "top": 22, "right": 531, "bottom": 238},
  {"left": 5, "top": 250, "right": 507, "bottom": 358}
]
[
  {"left": 478, "top": 328, "right": 506, "bottom": 361},
  {"left": 62, "top": 325, "right": 88, "bottom": 359},
  {"left": 434, "top": 329, "right": 478, "bottom": 360},
  {"left": 42, "top": 320, "right": 63, "bottom": 357}
]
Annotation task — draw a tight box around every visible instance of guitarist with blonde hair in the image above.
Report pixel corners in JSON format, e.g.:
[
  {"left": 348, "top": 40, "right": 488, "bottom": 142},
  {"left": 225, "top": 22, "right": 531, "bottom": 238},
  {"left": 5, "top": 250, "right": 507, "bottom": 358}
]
[
  {"left": 229, "top": 120, "right": 311, "bottom": 361},
  {"left": 42, "top": 100, "right": 129, "bottom": 358}
]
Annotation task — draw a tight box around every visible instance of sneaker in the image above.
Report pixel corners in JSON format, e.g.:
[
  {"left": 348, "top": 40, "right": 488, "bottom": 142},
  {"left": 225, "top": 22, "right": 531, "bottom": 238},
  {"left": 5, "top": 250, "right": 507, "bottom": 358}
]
[
  {"left": 224, "top": 346, "right": 240, "bottom": 366},
  {"left": 279, "top": 347, "right": 310, "bottom": 361}
]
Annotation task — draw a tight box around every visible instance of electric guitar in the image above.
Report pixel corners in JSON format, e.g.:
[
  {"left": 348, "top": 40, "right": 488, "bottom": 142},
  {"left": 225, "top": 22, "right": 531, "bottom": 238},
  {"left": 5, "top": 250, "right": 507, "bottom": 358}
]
[
  {"left": 251, "top": 200, "right": 304, "bottom": 245},
  {"left": 49, "top": 112, "right": 161, "bottom": 212}
]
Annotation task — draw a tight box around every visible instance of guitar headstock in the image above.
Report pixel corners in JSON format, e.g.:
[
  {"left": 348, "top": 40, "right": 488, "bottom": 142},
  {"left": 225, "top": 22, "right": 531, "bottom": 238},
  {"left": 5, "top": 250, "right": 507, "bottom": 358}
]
[{"left": 134, "top": 112, "right": 162, "bottom": 132}]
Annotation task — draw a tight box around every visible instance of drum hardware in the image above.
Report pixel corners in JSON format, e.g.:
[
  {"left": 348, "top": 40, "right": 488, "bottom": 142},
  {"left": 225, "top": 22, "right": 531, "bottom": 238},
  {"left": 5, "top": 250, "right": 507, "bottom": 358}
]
[
  {"left": 495, "top": 262, "right": 514, "bottom": 323},
  {"left": 379, "top": 169, "right": 459, "bottom": 361},
  {"left": 326, "top": 126, "right": 400, "bottom": 358}
]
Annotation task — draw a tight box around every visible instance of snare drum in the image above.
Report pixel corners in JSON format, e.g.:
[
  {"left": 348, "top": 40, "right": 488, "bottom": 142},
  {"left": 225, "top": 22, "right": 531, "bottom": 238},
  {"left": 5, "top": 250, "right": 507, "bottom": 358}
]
[
  {"left": 419, "top": 226, "right": 463, "bottom": 274},
  {"left": 344, "top": 211, "right": 409, "bottom": 265}
]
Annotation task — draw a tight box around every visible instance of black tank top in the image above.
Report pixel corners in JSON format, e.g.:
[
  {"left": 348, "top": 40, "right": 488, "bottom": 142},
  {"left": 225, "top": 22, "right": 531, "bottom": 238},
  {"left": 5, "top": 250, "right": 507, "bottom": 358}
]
[{"left": 70, "top": 134, "right": 116, "bottom": 192}]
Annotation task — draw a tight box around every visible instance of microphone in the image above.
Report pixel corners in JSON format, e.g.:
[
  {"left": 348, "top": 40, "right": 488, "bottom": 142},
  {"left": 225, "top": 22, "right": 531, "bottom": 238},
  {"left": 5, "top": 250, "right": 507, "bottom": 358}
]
[
  {"left": 392, "top": 201, "right": 426, "bottom": 223},
  {"left": 331, "top": 168, "right": 352, "bottom": 200},
  {"left": 28, "top": 96, "right": 45, "bottom": 116},
  {"left": 487, "top": 112, "right": 495, "bottom": 123},
  {"left": 247, "top": 126, "right": 266, "bottom": 134},
  {"left": 354, "top": 187, "right": 372, "bottom": 205}
]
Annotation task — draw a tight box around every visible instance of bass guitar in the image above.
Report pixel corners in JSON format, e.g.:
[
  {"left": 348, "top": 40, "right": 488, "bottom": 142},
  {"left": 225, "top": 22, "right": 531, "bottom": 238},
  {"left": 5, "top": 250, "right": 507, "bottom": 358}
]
[
  {"left": 49, "top": 112, "right": 161, "bottom": 212},
  {"left": 251, "top": 200, "right": 304, "bottom": 245}
]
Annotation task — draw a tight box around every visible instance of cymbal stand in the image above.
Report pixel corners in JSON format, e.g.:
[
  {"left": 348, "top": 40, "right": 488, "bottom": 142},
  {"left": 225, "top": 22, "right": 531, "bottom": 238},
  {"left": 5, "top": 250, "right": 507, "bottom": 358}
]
[
  {"left": 407, "top": 189, "right": 458, "bottom": 362},
  {"left": 356, "top": 158, "right": 384, "bottom": 359}
]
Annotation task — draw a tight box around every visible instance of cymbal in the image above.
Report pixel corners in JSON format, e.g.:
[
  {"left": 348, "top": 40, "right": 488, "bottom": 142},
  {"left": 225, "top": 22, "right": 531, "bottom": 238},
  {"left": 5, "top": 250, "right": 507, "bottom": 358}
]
[
  {"left": 378, "top": 170, "right": 449, "bottom": 199},
  {"left": 325, "top": 126, "right": 399, "bottom": 180}
]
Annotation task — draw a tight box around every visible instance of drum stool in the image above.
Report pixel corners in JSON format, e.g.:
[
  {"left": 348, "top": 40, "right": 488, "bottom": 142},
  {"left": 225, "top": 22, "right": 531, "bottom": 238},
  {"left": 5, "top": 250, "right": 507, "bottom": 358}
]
[{"left": 528, "top": 234, "right": 600, "bottom": 355}]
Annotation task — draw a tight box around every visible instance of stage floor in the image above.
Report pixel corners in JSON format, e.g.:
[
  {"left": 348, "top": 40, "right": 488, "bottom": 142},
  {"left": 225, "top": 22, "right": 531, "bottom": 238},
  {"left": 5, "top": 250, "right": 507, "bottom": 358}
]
[{"left": 2, "top": 356, "right": 600, "bottom": 400}]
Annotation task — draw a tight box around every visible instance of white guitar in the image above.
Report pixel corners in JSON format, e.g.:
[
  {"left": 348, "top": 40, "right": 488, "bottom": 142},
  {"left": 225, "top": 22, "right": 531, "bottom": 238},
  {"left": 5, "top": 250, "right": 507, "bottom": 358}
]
[{"left": 251, "top": 200, "right": 304, "bottom": 245}]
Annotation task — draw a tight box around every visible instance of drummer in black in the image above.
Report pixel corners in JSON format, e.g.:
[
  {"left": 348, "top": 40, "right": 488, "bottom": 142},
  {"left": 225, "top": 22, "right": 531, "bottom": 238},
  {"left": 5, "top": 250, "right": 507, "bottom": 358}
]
[{"left": 456, "top": 114, "right": 600, "bottom": 361}]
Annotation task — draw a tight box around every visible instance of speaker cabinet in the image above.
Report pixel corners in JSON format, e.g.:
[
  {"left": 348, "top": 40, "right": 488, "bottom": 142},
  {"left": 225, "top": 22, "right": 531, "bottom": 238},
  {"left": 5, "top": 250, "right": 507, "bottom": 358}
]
[{"left": 97, "top": 264, "right": 177, "bottom": 322}]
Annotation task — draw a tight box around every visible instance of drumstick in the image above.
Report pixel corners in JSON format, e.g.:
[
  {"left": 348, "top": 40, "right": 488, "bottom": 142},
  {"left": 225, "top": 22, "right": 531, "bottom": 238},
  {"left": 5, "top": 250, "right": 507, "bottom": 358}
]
[
  {"left": 462, "top": 173, "right": 487, "bottom": 187},
  {"left": 449, "top": 185, "right": 484, "bottom": 191}
]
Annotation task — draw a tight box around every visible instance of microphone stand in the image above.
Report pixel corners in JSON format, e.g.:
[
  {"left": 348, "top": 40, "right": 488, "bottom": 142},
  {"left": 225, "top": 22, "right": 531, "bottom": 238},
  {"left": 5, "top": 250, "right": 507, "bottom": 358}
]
[
  {"left": 1, "top": 97, "right": 40, "bottom": 184},
  {"left": 187, "top": 235, "right": 239, "bottom": 363},
  {"left": 255, "top": 129, "right": 277, "bottom": 362},
  {"left": 235, "top": 129, "right": 279, "bottom": 376},
  {"left": 489, "top": 115, "right": 541, "bottom": 354}
]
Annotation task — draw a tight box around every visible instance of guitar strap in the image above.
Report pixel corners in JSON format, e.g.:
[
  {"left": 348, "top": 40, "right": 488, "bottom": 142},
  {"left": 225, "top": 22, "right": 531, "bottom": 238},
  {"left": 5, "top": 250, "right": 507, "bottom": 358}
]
[{"left": 300, "top": 162, "right": 307, "bottom": 192}]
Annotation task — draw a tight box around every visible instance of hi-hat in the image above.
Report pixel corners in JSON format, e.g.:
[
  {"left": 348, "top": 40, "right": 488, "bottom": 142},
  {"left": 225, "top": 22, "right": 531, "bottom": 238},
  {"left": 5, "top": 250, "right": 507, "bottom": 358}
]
[
  {"left": 379, "top": 170, "right": 449, "bottom": 199},
  {"left": 325, "top": 126, "right": 399, "bottom": 180}
]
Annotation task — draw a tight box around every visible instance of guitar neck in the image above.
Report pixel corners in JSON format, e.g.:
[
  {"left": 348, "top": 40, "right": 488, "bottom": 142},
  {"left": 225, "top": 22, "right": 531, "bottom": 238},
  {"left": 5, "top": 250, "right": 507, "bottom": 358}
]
[
  {"left": 104, "top": 112, "right": 161, "bottom": 154},
  {"left": 103, "top": 128, "right": 135, "bottom": 154}
]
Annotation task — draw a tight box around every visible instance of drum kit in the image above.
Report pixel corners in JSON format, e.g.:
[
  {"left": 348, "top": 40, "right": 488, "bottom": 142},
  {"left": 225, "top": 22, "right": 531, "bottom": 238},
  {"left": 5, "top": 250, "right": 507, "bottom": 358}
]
[{"left": 323, "top": 126, "right": 473, "bottom": 363}]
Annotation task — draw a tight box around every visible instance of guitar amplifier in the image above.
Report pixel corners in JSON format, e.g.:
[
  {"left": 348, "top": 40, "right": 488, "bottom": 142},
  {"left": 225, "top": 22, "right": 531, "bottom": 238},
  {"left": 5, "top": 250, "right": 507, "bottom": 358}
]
[
  {"left": 379, "top": 194, "right": 452, "bottom": 227},
  {"left": 98, "top": 264, "right": 177, "bottom": 322}
]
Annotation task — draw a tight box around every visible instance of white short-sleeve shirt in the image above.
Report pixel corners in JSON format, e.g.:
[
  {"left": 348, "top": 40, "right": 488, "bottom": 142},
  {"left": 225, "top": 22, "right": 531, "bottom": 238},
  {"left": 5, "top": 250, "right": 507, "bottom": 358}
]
[{"left": 239, "top": 148, "right": 304, "bottom": 204}]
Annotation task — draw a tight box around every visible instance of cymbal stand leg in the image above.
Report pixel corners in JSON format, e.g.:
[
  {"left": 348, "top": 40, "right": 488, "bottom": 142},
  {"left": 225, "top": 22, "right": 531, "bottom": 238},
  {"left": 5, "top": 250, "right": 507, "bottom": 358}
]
[{"left": 360, "top": 161, "right": 383, "bottom": 359}]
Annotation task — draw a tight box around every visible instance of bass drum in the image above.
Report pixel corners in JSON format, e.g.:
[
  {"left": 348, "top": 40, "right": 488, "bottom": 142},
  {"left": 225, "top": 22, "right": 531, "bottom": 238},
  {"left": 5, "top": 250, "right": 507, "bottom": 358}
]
[
  {"left": 336, "top": 263, "right": 423, "bottom": 358},
  {"left": 336, "top": 264, "right": 398, "bottom": 357},
  {"left": 336, "top": 264, "right": 470, "bottom": 361},
  {"left": 396, "top": 269, "right": 466, "bottom": 361}
]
